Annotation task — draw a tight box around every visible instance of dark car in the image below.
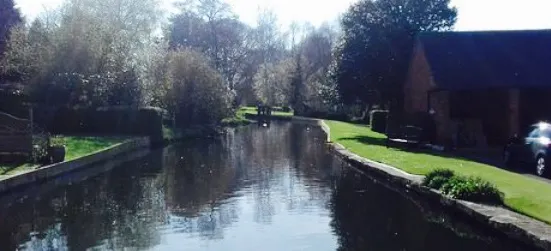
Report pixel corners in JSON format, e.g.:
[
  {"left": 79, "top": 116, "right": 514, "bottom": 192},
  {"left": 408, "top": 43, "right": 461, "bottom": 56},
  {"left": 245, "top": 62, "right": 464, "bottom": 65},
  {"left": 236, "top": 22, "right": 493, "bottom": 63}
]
[{"left": 504, "top": 122, "right": 551, "bottom": 177}]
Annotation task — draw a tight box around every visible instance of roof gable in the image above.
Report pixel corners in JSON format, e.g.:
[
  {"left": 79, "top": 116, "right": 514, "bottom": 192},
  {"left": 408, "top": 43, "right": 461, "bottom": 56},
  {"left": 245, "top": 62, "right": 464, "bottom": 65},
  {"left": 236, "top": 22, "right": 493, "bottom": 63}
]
[{"left": 419, "top": 29, "right": 551, "bottom": 90}]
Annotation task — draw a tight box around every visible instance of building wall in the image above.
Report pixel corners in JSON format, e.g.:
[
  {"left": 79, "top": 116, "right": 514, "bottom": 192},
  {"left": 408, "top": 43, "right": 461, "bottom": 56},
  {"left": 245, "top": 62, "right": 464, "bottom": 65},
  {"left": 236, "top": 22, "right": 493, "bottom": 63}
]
[
  {"left": 508, "top": 89, "right": 520, "bottom": 137},
  {"left": 403, "top": 41, "right": 435, "bottom": 114},
  {"left": 429, "top": 91, "right": 452, "bottom": 145},
  {"left": 403, "top": 41, "right": 520, "bottom": 147},
  {"left": 449, "top": 89, "right": 511, "bottom": 146}
]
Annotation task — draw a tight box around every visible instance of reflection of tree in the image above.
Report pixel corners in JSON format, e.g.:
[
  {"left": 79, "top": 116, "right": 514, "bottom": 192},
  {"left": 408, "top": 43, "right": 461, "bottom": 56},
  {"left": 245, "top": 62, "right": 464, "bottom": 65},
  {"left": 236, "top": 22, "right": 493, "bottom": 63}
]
[
  {"left": 163, "top": 137, "right": 243, "bottom": 240},
  {"left": 0, "top": 150, "right": 167, "bottom": 250},
  {"left": 287, "top": 123, "right": 335, "bottom": 212},
  {"left": 329, "top": 169, "right": 531, "bottom": 251}
]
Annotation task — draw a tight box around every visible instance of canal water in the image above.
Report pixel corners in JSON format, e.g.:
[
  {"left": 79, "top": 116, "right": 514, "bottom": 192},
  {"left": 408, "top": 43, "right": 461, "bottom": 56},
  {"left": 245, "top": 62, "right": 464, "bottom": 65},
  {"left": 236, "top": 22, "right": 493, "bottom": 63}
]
[{"left": 0, "top": 121, "right": 533, "bottom": 251}]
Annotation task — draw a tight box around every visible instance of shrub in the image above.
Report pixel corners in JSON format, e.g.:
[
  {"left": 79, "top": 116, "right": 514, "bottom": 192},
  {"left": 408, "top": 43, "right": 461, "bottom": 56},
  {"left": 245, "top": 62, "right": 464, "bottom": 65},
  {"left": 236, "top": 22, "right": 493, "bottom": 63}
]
[
  {"left": 422, "top": 169, "right": 503, "bottom": 205},
  {"left": 440, "top": 176, "right": 504, "bottom": 205},
  {"left": 370, "top": 110, "right": 388, "bottom": 133},
  {"left": 426, "top": 176, "right": 451, "bottom": 190},
  {"left": 422, "top": 169, "right": 455, "bottom": 189},
  {"left": 165, "top": 49, "right": 233, "bottom": 126}
]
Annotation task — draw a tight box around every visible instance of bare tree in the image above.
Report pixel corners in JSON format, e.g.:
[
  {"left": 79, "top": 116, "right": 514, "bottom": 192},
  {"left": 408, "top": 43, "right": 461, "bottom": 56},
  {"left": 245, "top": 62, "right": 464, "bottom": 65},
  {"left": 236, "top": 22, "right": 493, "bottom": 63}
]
[
  {"left": 253, "top": 59, "right": 293, "bottom": 106},
  {"left": 169, "top": 0, "right": 251, "bottom": 90}
]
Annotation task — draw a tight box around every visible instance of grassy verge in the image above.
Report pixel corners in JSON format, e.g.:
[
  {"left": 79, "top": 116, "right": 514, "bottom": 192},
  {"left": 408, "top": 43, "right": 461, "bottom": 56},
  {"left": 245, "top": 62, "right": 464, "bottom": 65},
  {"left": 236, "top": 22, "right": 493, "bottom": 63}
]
[
  {"left": 221, "top": 106, "right": 293, "bottom": 127},
  {"left": 239, "top": 106, "right": 294, "bottom": 117},
  {"left": 221, "top": 108, "right": 253, "bottom": 127},
  {"left": 0, "top": 136, "right": 126, "bottom": 176},
  {"left": 63, "top": 136, "right": 126, "bottom": 160},
  {"left": 325, "top": 120, "right": 551, "bottom": 224}
]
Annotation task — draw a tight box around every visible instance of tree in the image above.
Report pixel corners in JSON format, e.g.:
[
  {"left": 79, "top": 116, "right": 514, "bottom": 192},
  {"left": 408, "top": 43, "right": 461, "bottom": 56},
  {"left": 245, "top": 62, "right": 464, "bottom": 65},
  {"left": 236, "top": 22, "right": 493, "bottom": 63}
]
[
  {"left": 252, "top": 60, "right": 293, "bottom": 106},
  {"left": 1, "top": 0, "right": 162, "bottom": 107},
  {"left": 145, "top": 46, "right": 232, "bottom": 126},
  {"left": 334, "top": 0, "right": 456, "bottom": 111},
  {"left": 169, "top": 0, "right": 251, "bottom": 90},
  {"left": 0, "top": 0, "right": 22, "bottom": 57},
  {"left": 287, "top": 23, "right": 339, "bottom": 115}
]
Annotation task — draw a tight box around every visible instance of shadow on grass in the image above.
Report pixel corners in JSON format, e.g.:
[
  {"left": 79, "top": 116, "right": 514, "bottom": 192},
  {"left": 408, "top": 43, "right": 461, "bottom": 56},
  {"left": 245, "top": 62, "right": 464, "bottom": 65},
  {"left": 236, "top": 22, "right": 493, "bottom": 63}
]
[
  {"left": 337, "top": 135, "right": 535, "bottom": 176},
  {"left": 339, "top": 135, "right": 387, "bottom": 148}
]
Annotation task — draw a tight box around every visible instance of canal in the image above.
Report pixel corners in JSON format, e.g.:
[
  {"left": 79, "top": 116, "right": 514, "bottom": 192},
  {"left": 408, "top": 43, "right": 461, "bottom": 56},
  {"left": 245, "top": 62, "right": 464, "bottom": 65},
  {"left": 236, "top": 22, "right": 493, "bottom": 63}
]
[{"left": 0, "top": 121, "right": 533, "bottom": 250}]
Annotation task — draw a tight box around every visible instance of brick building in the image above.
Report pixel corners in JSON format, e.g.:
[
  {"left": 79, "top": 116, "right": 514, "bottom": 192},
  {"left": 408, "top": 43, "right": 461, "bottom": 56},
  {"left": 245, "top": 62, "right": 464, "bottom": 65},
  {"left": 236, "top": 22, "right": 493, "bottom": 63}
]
[{"left": 404, "top": 30, "right": 551, "bottom": 147}]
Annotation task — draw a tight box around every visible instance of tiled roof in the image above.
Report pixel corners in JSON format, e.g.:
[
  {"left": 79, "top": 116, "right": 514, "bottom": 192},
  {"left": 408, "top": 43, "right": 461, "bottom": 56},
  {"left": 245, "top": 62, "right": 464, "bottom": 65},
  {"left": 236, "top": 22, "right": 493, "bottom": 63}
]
[{"left": 419, "top": 29, "right": 551, "bottom": 90}]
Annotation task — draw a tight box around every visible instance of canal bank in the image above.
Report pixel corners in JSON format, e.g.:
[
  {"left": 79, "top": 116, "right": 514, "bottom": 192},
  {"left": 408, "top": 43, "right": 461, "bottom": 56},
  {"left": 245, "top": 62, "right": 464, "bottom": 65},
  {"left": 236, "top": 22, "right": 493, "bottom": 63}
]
[
  {"left": 292, "top": 117, "right": 551, "bottom": 251},
  {"left": 0, "top": 120, "right": 537, "bottom": 250},
  {"left": 0, "top": 137, "right": 150, "bottom": 194}
]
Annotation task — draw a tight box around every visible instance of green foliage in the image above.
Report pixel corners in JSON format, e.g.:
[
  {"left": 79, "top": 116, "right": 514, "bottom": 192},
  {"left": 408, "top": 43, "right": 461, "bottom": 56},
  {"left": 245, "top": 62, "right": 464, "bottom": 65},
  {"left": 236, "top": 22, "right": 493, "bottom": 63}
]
[
  {"left": 49, "top": 135, "right": 66, "bottom": 146},
  {"left": 238, "top": 106, "right": 293, "bottom": 117},
  {"left": 369, "top": 110, "right": 388, "bottom": 133},
  {"left": 334, "top": 0, "right": 457, "bottom": 108},
  {"left": 1, "top": 0, "right": 160, "bottom": 108},
  {"left": 0, "top": 0, "right": 22, "bottom": 54},
  {"left": 158, "top": 49, "right": 232, "bottom": 126},
  {"left": 423, "top": 169, "right": 503, "bottom": 204},
  {"left": 422, "top": 169, "right": 455, "bottom": 189},
  {"left": 441, "top": 176, "right": 504, "bottom": 205},
  {"left": 221, "top": 109, "right": 252, "bottom": 127},
  {"left": 424, "top": 169, "right": 455, "bottom": 181},
  {"left": 31, "top": 134, "right": 49, "bottom": 163},
  {"left": 43, "top": 106, "right": 163, "bottom": 143}
]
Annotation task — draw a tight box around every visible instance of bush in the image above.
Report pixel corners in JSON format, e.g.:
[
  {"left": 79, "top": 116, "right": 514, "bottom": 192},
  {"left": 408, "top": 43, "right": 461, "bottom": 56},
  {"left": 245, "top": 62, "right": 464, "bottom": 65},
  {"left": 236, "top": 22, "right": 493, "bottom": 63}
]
[
  {"left": 370, "top": 110, "right": 388, "bottom": 133},
  {"left": 422, "top": 169, "right": 455, "bottom": 189},
  {"left": 422, "top": 169, "right": 504, "bottom": 205},
  {"left": 426, "top": 176, "right": 451, "bottom": 190},
  {"left": 440, "top": 176, "right": 504, "bottom": 204},
  {"left": 166, "top": 49, "right": 233, "bottom": 127}
]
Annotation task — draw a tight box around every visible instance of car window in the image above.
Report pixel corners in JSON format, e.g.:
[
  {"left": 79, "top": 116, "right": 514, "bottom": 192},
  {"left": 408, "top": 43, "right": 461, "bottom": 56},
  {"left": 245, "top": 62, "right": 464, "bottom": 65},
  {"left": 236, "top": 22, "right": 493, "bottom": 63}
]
[
  {"left": 542, "top": 129, "right": 551, "bottom": 138},
  {"left": 528, "top": 128, "right": 540, "bottom": 138}
]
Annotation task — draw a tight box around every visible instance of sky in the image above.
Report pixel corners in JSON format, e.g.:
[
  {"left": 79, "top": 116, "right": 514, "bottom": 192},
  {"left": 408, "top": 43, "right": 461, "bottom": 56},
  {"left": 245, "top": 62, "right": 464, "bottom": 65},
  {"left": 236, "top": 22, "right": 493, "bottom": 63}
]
[{"left": 13, "top": 0, "right": 551, "bottom": 31}]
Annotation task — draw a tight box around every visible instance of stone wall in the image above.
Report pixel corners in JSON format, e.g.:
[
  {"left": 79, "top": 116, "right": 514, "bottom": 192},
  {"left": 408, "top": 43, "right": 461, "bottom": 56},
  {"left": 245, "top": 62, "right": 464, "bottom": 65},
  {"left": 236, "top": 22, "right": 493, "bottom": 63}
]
[{"left": 0, "top": 137, "right": 150, "bottom": 194}]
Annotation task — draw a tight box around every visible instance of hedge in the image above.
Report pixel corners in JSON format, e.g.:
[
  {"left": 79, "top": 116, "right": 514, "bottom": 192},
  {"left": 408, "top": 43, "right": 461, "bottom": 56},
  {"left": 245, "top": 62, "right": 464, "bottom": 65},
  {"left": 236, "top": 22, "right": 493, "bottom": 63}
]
[
  {"left": 370, "top": 110, "right": 388, "bottom": 133},
  {"left": 35, "top": 106, "right": 164, "bottom": 144}
]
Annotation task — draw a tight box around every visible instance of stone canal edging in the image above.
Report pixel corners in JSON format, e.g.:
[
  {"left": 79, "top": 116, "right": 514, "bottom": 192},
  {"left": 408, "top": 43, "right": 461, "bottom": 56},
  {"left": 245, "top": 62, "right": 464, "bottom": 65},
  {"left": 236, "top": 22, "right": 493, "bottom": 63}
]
[
  {"left": 0, "top": 137, "right": 150, "bottom": 194},
  {"left": 292, "top": 116, "right": 551, "bottom": 251}
]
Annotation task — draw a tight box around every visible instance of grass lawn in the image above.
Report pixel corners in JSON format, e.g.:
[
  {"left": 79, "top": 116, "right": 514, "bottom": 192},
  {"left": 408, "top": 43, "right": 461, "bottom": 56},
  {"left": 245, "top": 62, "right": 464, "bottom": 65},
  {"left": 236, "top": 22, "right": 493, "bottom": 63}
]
[
  {"left": 63, "top": 136, "right": 127, "bottom": 160},
  {"left": 239, "top": 106, "right": 294, "bottom": 117},
  {"left": 221, "top": 106, "right": 293, "bottom": 127},
  {"left": 325, "top": 120, "right": 551, "bottom": 224},
  {"left": 221, "top": 108, "right": 253, "bottom": 126},
  {"left": 0, "top": 136, "right": 126, "bottom": 176}
]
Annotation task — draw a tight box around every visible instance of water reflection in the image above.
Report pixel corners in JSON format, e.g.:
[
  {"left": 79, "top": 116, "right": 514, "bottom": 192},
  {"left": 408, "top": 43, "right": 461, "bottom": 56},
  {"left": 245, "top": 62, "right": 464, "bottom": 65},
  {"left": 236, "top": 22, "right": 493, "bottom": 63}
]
[
  {"left": 330, "top": 168, "right": 532, "bottom": 251},
  {"left": 0, "top": 121, "right": 534, "bottom": 251}
]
